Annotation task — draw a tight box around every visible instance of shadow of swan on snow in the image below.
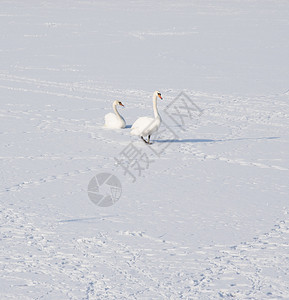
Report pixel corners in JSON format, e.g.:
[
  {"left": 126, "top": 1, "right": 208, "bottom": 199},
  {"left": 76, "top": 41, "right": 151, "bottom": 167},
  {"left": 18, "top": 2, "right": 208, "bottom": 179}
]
[{"left": 154, "top": 137, "right": 280, "bottom": 143}]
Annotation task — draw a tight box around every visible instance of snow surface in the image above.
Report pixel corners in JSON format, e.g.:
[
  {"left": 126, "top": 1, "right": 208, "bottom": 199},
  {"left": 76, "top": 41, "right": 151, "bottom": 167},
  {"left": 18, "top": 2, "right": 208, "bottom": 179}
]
[{"left": 1, "top": 1, "right": 289, "bottom": 299}]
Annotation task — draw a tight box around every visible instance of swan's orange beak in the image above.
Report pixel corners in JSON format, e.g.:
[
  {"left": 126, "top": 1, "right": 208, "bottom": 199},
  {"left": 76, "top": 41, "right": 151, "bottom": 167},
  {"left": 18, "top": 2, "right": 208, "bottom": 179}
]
[
  {"left": 119, "top": 102, "right": 124, "bottom": 107},
  {"left": 158, "top": 94, "right": 163, "bottom": 100}
]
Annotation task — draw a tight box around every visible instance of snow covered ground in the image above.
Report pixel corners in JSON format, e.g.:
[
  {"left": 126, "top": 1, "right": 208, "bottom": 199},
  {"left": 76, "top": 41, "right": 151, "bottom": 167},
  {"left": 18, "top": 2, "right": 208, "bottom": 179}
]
[{"left": 1, "top": 1, "right": 289, "bottom": 299}]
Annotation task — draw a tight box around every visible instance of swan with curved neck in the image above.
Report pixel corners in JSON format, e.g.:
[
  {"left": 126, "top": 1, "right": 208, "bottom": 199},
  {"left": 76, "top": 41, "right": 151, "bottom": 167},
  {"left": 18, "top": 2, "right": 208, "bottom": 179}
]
[
  {"left": 131, "top": 91, "right": 163, "bottom": 144},
  {"left": 104, "top": 100, "right": 126, "bottom": 129}
]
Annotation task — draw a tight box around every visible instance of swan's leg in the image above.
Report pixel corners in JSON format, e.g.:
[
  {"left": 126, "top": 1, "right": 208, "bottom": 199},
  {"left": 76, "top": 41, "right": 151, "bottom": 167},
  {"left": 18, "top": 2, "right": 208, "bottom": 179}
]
[
  {"left": 141, "top": 136, "right": 152, "bottom": 145},
  {"left": 141, "top": 136, "right": 148, "bottom": 144},
  {"left": 147, "top": 135, "right": 152, "bottom": 144}
]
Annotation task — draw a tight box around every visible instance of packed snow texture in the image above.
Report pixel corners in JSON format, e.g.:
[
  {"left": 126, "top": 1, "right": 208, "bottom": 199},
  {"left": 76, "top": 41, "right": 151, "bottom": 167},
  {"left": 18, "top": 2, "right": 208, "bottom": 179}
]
[{"left": 1, "top": 1, "right": 289, "bottom": 299}]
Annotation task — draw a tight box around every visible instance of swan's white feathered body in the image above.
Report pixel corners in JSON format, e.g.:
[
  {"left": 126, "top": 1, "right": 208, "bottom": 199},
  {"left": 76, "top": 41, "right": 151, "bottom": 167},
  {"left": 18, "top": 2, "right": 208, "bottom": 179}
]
[
  {"left": 130, "top": 116, "right": 161, "bottom": 136},
  {"left": 104, "top": 112, "right": 125, "bottom": 129},
  {"left": 104, "top": 100, "right": 126, "bottom": 129},
  {"left": 131, "top": 91, "right": 162, "bottom": 143}
]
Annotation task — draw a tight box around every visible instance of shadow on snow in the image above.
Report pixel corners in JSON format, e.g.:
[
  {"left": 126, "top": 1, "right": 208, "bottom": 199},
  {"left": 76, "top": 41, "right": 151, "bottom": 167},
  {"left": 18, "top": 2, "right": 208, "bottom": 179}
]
[{"left": 154, "top": 136, "right": 280, "bottom": 143}]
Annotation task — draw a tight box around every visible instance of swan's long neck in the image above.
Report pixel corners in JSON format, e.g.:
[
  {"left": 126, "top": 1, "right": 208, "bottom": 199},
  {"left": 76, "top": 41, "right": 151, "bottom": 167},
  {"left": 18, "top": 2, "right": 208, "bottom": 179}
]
[
  {"left": 113, "top": 102, "right": 122, "bottom": 120},
  {"left": 153, "top": 94, "right": 159, "bottom": 118}
]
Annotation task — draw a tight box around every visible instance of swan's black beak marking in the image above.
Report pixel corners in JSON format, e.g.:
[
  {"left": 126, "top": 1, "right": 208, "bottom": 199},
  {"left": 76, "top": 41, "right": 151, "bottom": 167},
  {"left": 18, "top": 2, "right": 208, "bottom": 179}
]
[
  {"left": 158, "top": 94, "right": 163, "bottom": 100},
  {"left": 119, "top": 102, "right": 124, "bottom": 107}
]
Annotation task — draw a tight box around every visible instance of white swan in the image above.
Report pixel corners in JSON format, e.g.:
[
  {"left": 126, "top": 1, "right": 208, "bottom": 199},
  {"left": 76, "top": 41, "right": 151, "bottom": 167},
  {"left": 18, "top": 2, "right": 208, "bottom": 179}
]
[
  {"left": 131, "top": 91, "right": 163, "bottom": 144},
  {"left": 104, "top": 100, "right": 126, "bottom": 129}
]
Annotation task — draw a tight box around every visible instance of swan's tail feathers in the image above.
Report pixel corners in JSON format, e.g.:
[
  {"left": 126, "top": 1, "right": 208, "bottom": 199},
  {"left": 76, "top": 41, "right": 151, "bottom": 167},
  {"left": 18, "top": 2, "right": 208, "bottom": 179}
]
[{"left": 130, "top": 128, "right": 140, "bottom": 136}]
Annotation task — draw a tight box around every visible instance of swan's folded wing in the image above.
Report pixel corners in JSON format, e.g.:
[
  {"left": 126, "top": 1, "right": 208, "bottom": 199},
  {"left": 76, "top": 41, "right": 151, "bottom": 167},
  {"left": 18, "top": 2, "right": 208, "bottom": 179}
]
[
  {"left": 104, "top": 113, "right": 118, "bottom": 127},
  {"left": 131, "top": 117, "right": 155, "bottom": 136}
]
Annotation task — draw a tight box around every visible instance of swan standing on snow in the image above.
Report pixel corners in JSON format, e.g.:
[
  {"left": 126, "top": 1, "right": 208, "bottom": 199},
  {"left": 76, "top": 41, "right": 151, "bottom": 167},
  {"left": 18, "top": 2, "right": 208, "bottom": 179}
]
[
  {"left": 104, "top": 100, "right": 126, "bottom": 129},
  {"left": 131, "top": 91, "right": 163, "bottom": 144}
]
